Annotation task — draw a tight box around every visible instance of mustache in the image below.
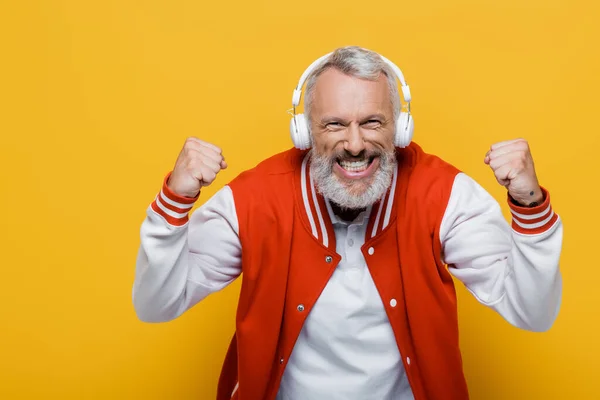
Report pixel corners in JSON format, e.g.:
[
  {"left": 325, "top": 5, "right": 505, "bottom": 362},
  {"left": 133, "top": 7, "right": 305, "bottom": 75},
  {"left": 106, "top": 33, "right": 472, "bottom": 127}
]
[{"left": 322, "top": 149, "right": 385, "bottom": 162}]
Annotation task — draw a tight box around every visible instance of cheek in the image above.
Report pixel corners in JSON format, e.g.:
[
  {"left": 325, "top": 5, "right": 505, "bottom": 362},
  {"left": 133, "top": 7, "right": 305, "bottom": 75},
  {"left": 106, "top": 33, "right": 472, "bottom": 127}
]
[
  {"left": 366, "top": 128, "right": 395, "bottom": 149},
  {"left": 385, "top": 127, "right": 397, "bottom": 147},
  {"left": 313, "top": 134, "right": 339, "bottom": 154}
]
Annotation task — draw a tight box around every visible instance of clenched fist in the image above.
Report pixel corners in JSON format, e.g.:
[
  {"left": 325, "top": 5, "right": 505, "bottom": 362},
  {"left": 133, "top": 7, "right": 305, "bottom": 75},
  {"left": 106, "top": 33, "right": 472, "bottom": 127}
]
[
  {"left": 484, "top": 138, "right": 543, "bottom": 207},
  {"left": 167, "top": 137, "right": 227, "bottom": 198}
]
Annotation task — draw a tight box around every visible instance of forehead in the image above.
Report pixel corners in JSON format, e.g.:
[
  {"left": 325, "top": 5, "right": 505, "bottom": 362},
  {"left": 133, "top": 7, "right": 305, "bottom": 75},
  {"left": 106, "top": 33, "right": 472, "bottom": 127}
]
[{"left": 310, "top": 68, "right": 392, "bottom": 116}]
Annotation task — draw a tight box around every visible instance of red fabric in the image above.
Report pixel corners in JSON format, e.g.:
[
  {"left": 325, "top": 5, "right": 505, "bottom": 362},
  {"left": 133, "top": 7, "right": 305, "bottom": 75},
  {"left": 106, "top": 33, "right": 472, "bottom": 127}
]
[
  {"left": 218, "top": 143, "right": 470, "bottom": 400},
  {"left": 508, "top": 188, "right": 559, "bottom": 234}
]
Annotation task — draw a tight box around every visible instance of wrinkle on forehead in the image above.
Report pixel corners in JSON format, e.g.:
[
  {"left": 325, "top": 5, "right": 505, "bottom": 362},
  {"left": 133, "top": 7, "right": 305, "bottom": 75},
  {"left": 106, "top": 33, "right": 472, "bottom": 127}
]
[{"left": 310, "top": 68, "right": 393, "bottom": 122}]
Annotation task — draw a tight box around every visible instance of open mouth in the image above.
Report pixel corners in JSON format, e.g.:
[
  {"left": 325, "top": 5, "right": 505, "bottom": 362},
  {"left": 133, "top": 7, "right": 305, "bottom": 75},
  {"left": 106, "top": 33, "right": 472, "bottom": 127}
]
[
  {"left": 334, "top": 156, "right": 379, "bottom": 179},
  {"left": 337, "top": 156, "right": 375, "bottom": 172}
]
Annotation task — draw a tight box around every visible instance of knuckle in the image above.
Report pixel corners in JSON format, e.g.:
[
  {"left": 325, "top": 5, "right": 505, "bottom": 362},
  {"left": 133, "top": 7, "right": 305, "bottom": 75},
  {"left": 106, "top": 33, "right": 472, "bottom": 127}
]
[
  {"left": 186, "top": 159, "right": 200, "bottom": 171},
  {"left": 513, "top": 159, "right": 525, "bottom": 170},
  {"left": 207, "top": 142, "right": 221, "bottom": 153},
  {"left": 204, "top": 175, "right": 215, "bottom": 184},
  {"left": 185, "top": 149, "right": 199, "bottom": 160}
]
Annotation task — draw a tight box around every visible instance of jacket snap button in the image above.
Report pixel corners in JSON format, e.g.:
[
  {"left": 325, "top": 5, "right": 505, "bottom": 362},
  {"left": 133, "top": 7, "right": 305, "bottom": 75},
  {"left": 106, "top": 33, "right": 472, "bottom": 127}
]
[
  {"left": 280, "top": 358, "right": 284, "bottom": 364},
  {"left": 368, "top": 247, "right": 375, "bottom": 255},
  {"left": 406, "top": 356, "right": 411, "bottom": 365},
  {"left": 390, "top": 299, "right": 397, "bottom": 307},
  {"left": 325, "top": 255, "right": 333, "bottom": 263},
  {"left": 297, "top": 304, "right": 305, "bottom": 312}
]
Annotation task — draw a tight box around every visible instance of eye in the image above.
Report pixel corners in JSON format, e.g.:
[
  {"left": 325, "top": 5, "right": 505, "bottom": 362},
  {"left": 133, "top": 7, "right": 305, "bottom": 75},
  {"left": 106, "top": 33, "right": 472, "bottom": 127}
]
[
  {"left": 326, "top": 122, "right": 343, "bottom": 128},
  {"left": 363, "top": 119, "right": 382, "bottom": 128}
]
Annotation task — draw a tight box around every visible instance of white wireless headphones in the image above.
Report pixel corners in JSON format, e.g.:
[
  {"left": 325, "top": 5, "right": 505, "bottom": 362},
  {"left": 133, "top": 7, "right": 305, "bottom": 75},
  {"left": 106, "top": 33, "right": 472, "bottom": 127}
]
[{"left": 289, "top": 51, "right": 414, "bottom": 150}]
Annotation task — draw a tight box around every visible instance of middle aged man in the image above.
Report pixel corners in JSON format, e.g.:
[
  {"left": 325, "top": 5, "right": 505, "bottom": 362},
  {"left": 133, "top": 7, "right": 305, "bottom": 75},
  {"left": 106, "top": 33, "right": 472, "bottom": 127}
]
[{"left": 133, "top": 46, "right": 563, "bottom": 400}]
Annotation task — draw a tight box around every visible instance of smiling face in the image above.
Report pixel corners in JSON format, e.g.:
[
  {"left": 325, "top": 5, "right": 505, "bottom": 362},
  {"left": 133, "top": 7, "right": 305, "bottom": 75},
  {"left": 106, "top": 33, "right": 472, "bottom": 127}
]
[{"left": 308, "top": 67, "right": 397, "bottom": 210}]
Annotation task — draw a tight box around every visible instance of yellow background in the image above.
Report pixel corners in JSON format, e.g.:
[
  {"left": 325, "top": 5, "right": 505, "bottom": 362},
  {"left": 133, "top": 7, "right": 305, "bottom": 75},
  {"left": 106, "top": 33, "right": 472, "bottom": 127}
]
[{"left": 1, "top": 0, "right": 598, "bottom": 398}]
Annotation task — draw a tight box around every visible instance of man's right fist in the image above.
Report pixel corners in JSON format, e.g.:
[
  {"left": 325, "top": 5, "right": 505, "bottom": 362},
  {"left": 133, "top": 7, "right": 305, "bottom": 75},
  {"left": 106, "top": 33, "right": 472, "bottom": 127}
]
[{"left": 166, "top": 137, "right": 227, "bottom": 198}]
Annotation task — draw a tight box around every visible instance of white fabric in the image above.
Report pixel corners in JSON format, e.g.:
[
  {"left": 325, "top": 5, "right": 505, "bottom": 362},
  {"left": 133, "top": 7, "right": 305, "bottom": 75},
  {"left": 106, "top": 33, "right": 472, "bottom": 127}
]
[
  {"left": 132, "top": 172, "right": 563, "bottom": 398},
  {"left": 276, "top": 204, "right": 413, "bottom": 400}
]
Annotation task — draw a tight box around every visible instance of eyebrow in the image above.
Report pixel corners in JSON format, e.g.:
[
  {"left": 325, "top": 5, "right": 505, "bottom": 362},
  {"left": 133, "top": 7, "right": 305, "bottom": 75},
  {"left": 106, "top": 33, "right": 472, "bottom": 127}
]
[
  {"left": 361, "top": 113, "right": 387, "bottom": 122},
  {"left": 320, "top": 116, "right": 347, "bottom": 125},
  {"left": 320, "top": 114, "right": 387, "bottom": 125}
]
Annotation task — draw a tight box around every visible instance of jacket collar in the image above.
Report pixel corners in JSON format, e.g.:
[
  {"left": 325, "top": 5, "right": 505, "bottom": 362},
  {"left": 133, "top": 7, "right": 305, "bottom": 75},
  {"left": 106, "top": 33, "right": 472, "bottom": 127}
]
[{"left": 294, "top": 151, "right": 400, "bottom": 251}]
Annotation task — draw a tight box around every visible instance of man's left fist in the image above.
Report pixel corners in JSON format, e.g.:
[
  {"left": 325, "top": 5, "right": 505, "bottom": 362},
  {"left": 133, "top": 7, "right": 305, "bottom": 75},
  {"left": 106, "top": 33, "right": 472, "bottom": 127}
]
[{"left": 484, "top": 138, "right": 544, "bottom": 207}]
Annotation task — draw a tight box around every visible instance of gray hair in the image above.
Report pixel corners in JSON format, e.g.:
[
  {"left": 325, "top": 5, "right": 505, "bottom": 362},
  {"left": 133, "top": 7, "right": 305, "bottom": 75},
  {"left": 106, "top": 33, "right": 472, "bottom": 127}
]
[{"left": 303, "top": 46, "right": 401, "bottom": 133}]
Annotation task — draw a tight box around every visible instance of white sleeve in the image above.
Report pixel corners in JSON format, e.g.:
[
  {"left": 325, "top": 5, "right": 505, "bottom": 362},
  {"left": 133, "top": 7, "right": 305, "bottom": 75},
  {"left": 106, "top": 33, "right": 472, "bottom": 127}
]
[
  {"left": 440, "top": 172, "right": 563, "bottom": 332},
  {"left": 132, "top": 178, "right": 242, "bottom": 323}
]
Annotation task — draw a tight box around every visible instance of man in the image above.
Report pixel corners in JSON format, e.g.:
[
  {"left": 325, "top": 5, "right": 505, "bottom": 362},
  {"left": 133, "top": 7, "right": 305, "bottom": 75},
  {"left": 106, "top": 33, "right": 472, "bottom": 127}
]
[{"left": 133, "top": 46, "right": 563, "bottom": 400}]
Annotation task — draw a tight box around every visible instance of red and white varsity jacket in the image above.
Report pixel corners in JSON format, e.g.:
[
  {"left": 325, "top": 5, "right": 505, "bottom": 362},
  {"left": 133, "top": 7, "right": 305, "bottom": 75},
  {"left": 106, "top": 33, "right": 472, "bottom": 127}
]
[{"left": 133, "top": 142, "right": 563, "bottom": 399}]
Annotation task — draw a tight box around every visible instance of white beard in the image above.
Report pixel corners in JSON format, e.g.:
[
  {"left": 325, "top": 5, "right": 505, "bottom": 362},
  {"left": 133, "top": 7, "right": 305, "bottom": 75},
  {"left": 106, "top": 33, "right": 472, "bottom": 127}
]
[{"left": 309, "top": 148, "right": 396, "bottom": 210}]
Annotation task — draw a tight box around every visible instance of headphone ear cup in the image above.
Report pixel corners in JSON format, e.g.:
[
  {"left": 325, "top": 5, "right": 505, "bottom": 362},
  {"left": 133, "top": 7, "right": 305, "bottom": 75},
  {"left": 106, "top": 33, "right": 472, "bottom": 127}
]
[
  {"left": 290, "top": 113, "right": 312, "bottom": 150},
  {"left": 394, "top": 111, "right": 414, "bottom": 148}
]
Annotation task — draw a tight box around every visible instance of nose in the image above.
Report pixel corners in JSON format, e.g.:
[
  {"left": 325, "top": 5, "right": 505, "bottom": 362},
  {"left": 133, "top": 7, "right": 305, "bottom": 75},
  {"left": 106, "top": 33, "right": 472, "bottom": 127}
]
[{"left": 343, "top": 123, "right": 366, "bottom": 156}]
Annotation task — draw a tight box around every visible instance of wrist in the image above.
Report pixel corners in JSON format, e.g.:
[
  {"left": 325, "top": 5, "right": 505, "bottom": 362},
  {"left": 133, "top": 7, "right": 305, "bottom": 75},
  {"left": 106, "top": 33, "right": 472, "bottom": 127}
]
[
  {"left": 166, "top": 175, "right": 201, "bottom": 199},
  {"left": 509, "top": 188, "right": 544, "bottom": 207},
  {"left": 507, "top": 186, "right": 558, "bottom": 234},
  {"left": 150, "top": 172, "right": 199, "bottom": 226}
]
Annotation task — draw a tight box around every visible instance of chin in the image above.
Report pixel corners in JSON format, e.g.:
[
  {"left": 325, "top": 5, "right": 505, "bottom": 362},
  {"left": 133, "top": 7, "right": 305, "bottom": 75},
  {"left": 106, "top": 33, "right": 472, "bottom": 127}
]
[
  {"left": 337, "top": 175, "right": 375, "bottom": 196},
  {"left": 310, "top": 148, "right": 397, "bottom": 210}
]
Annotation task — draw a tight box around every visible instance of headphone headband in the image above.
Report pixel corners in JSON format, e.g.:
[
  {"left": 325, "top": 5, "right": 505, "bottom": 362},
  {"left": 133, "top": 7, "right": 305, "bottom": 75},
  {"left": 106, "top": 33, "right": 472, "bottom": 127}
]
[
  {"left": 291, "top": 51, "right": 412, "bottom": 108},
  {"left": 288, "top": 49, "right": 415, "bottom": 150}
]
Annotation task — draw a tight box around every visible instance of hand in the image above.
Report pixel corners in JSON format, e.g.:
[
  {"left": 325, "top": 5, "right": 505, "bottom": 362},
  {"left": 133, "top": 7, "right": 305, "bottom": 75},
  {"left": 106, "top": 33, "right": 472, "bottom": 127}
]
[
  {"left": 484, "top": 138, "right": 543, "bottom": 206},
  {"left": 167, "top": 137, "right": 228, "bottom": 198}
]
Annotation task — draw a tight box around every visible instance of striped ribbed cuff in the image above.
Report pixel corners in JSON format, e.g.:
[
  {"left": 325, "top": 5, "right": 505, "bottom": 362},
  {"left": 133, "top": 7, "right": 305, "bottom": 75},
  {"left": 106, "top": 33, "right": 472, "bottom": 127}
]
[
  {"left": 150, "top": 172, "right": 199, "bottom": 226},
  {"left": 508, "top": 187, "right": 558, "bottom": 234}
]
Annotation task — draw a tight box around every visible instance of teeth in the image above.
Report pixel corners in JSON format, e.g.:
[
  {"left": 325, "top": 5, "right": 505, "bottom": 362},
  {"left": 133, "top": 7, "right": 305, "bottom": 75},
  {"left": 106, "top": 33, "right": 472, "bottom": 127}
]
[{"left": 339, "top": 159, "right": 369, "bottom": 172}]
